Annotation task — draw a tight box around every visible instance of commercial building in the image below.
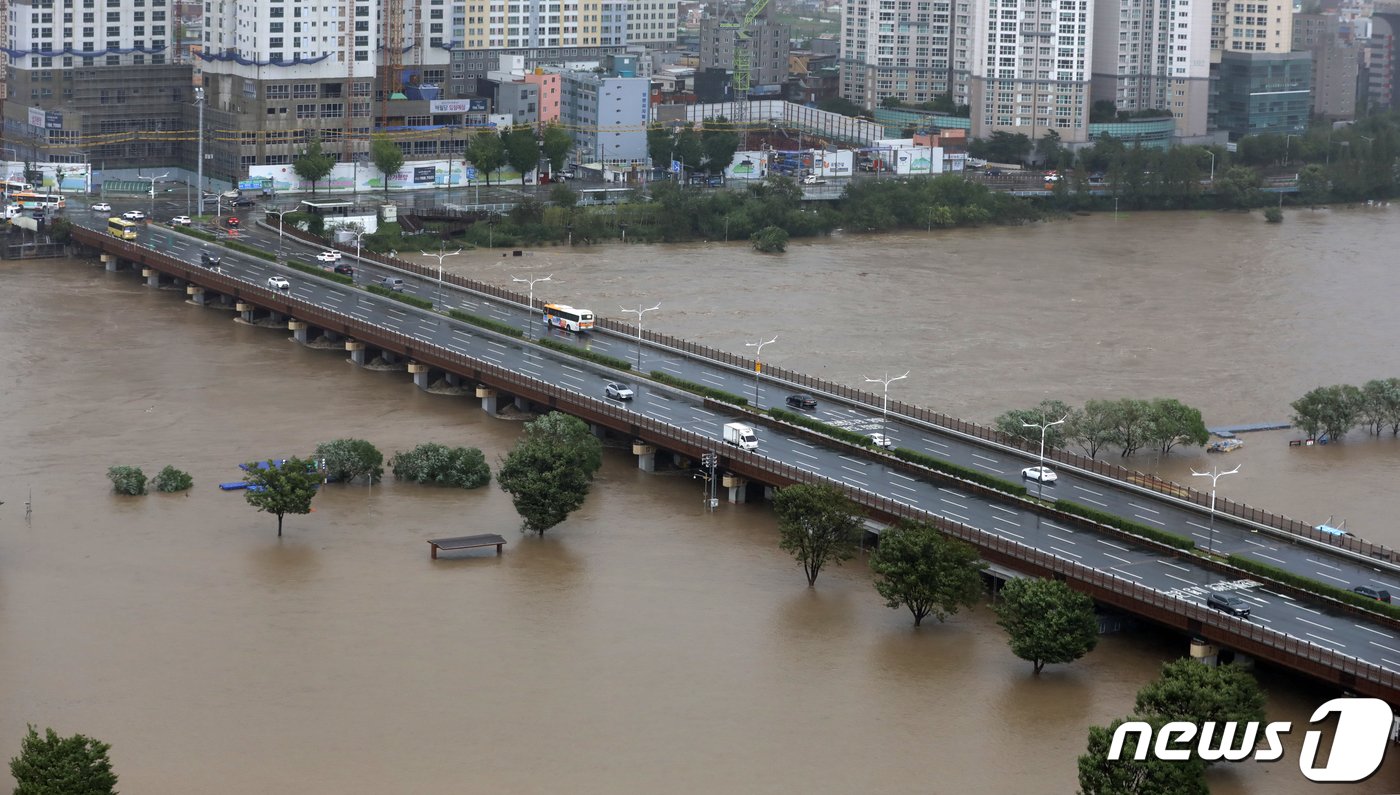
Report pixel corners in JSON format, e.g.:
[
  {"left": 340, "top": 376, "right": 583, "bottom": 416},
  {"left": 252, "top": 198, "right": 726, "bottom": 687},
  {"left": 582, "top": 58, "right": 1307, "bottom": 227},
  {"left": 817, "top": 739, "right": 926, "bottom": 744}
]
[
  {"left": 1214, "top": 50, "right": 1310, "bottom": 137},
  {"left": 1090, "top": 0, "right": 1211, "bottom": 137},
  {"left": 559, "top": 68, "right": 649, "bottom": 168}
]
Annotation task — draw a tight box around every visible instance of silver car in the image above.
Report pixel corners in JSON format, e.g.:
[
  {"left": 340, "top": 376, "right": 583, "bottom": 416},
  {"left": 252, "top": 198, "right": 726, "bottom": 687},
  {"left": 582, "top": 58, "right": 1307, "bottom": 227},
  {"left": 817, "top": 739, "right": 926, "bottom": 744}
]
[{"left": 605, "top": 382, "right": 634, "bottom": 400}]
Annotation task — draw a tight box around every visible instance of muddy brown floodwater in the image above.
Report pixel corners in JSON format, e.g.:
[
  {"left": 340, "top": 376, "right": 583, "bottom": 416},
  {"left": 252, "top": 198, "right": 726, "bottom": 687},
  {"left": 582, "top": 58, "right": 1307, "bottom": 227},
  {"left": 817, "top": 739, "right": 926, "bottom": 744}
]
[{"left": 1, "top": 206, "right": 1398, "bottom": 793}]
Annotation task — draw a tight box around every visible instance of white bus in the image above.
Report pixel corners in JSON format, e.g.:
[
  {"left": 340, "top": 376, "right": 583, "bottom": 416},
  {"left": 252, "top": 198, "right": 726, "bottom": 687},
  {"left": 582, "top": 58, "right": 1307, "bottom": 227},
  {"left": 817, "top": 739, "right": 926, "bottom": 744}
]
[
  {"left": 10, "top": 191, "right": 65, "bottom": 210},
  {"left": 0, "top": 179, "right": 34, "bottom": 194},
  {"left": 542, "top": 303, "right": 595, "bottom": 332}
]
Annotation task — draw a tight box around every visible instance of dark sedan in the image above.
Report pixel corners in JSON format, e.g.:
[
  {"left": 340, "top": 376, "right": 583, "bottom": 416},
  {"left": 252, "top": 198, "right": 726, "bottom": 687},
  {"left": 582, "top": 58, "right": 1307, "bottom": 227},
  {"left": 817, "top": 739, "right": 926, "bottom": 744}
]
[{"left": 786, "top": 394, "right": 817, "bottom": 409}]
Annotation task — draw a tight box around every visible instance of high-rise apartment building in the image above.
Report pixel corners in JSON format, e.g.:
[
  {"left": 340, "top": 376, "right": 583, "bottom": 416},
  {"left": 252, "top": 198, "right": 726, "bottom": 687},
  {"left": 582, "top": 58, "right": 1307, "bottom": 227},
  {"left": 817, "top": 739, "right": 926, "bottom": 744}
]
[
  {"left": 625, "top": 0, "right": 678, "bottom": 44},
  {"left": 1090, "top": 0, "right": 1210, "bottom": 137},
  {"left": 1, "top": 0, "right": 190, "bottom": 167},
  {"left": 839, "top": 0, "right": 957, "bottom": 110},
  {"left": 699, "top": 2, "right": 790, "bottom": 88},
  {"left": 1294, "top": 12, "right": 1359, "bottom": 120},
  {"left": 1207, "top": 0, "right": 1307, "bottom": 136},
  {"left": 967, "top": 0, "right": 1094, "bottom": 143}
]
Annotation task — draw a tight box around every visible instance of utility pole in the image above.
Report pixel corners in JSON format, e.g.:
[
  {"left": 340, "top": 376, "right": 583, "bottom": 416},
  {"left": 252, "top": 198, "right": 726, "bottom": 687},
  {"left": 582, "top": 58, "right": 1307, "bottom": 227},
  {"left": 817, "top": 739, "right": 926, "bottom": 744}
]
[{"left": 195, "top": 87, "right": 205, "bottom": 216}]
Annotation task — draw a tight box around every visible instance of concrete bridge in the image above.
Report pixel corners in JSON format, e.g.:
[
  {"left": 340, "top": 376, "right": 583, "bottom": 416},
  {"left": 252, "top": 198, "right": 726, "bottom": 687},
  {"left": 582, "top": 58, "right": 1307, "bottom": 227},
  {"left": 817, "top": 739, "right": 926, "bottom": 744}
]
[{"left": 70, "top": 218, "right": 1400, "bottom": 704}]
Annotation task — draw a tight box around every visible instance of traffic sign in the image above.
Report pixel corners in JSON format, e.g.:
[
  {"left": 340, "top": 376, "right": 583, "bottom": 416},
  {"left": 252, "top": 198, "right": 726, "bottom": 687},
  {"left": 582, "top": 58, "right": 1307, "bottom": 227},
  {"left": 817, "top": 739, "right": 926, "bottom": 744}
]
[{"left": 465, "top": 167, "right": 477, "bottom": 180}]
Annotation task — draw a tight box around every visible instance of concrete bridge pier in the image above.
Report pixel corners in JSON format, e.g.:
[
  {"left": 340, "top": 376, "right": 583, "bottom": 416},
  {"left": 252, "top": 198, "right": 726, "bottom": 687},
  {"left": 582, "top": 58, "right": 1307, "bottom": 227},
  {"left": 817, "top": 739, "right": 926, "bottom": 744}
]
[
  {"left": 408, "top": 362, "right": 430, "bottom": 390},
  {"left": 345, "top": 340, "right": 366, "bottom": 366},
  {"left": 443, "top": 372, "right": 462, "bottom": 387},
  {"left": 723, "top": 474, "right": 748, "bottom": 504},
  {"left": 590, "top": 423, "right": 608, "bottom": 439},
  {"left": 1190, "top": 638, "right": 1219, "bottom": 667},
  {"left": 379, "top": 350, "right": 398, "bottom": 365},
  {"left": 633, "top": 442, "right": 656, "bottom": 472},
  {"left": 143, "top": 268, "right": 162, "bottom": 288},
  {"left": 513, "top": 396, "right": 531, "bottom": 412},
  {"left": 288, "top": 320, "right": 308, "bottom": 343},
  {"left": 322, "top": 330, "right": 343, "bottom": 343},
  {"left": 101, "top": 253, "right": 120, "bottom": 271},
  {"left": 763, "top": 485, "right": 776, "bottom": 501},
  {"left": 476, "top": 386, "right": 498, "bottom": 414},
  {"left": 187, "top": 285, "right": 207, "bottom": 306},
  {"left": 236, "top": 301, "right": 257, "bottom": 323},
  {"left": 267, "top": 310, "right": 286, "bottom": 324}
]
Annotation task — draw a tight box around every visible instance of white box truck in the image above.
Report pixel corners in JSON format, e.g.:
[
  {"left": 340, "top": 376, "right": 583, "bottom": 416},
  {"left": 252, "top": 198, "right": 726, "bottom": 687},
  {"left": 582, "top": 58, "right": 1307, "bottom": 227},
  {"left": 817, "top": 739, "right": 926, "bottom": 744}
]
[{"left": 723, "top": 422, "right": 758, "bottom": 451}]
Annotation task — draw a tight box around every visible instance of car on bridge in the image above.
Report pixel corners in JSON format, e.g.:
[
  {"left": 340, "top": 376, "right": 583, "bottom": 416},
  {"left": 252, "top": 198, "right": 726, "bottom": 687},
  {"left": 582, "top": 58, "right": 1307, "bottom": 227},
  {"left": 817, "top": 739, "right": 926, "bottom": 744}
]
[
  {"left": 200, "top": 250, "right": 221, "bottom": 268},
  {"left": 1206, "top": 592, "right": 1251, "bottom": 618},
  {"left": 1022, "top": 466, "right": 1058, "bottom": 484},
  {"left": 90, "top": 202, "right": 112, "bottom": 213},
  {"left": 333, "top": 263, "right": 354, "bottom": 276},
  {"left": 869, "top": 432, "right": 894, "bottom": 449},
  {"left": 121, "top": 210, "right": 147, "bottom": 221},
  {"left": 266, "top": 275, "right": 291, "bottom": 291},
  {"left": 232, "top": 197, "right": 256, "bottom": 208},
  {"left": 316, "top": 250, "right": 342, "bottom": 262},
  {"left": 786, "top": 394, "right": 818, "bottom": 409},
  {"left": 379, "top": 277, "right": 405, "bottom": 292},
  {"left": 605, "top": 382, "right": 634, "bottom": 400},
  {"left": 1354, "top": 585, "right": 1392, "bottom": 603},
  {"left": 170, "top": 215, "right": 191, "bottom": 226}
]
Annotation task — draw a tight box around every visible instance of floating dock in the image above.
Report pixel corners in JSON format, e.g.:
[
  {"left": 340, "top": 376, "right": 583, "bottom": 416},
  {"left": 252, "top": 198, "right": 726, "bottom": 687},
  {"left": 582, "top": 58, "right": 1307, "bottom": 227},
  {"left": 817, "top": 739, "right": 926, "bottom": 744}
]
[{"left": 1206, "top": 421, "right": 1292, "bottom": 438}]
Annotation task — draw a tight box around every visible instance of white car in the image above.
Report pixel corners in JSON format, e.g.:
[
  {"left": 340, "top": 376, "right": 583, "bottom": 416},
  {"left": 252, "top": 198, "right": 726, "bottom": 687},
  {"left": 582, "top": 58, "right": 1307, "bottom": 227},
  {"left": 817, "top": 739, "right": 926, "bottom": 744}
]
[
  {"left": 605, "top": 382, "right": 634, "bottom": 400},
  {"left": 90, "top": 202, "right": 112, "bottom": 212},
  {"left": 169, "top": 215, "right": 191, "bottom": 226},
  {"left": 802, "top": 174, "right": 827, "bottom": 185},
  {"left": 266, "top": 275, "right": 291, "bottom": 291},
  {"left": 121, "top": 210, "right": 147, "bottom": 221},
  {"left": 1022, "top": 466, "right": 1058, "bottom": 484},
  {"left": 315, "top": 250, "right": 342, "bottom": 262},
  {"left": 869, "top": 432, "right": 894, "bottom": 449}
]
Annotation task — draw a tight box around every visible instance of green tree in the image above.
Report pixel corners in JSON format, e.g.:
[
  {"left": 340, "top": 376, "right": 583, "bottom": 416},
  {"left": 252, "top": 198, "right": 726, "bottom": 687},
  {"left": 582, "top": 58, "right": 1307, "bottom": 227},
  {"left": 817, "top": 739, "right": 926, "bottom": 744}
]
[
  {"left": 673, "top": 125, "right": 704, "bottom": 174},
  {"left": 550, "top": 183, "right": 579, "bottom": 208},
  {"left": 750, "top": 225, "right": 789, "bottom": 253},
  {"left": 994, "top": 400, "right": 1074, "bottom": 448},
  {"left": 773, "top": 483, "right": 863, "bottom": 586},
  {"left": 496, "top": 412, "right": 603, "bottom": 536},
  {"left": 1297, "top": 163, "right": 1329, "bottom": 207},
  {"left": 870, "top": 520, "right": 986, "bottom": 626},
  {"left": 1263, "top": 205, "right": 1283, "bottom": 223},
  {"left": 1077, "top": 718, "right": 1208, "bottom": 795},
  {"left": 1133, "top": 659, "right": 1266, "bottom": 731},
  {"left": 106, "top": 465, "right": 147, "bottom": 496},
  {"left": 1143, "top": 398, "right": 1209, "bottom": 454},
  {"left": 541, "top": 123, "right": 573, "bottom": 175},
  {"left": 314, "top": 438, "right": 384, "bottom": 483},
  {"left": 503, "top": 126, "right": 541, "bottom": 186},
  {"left": 1291, "top": 384, "right": 1363, "bottom": 441},
  {"left": 1107, "top": 398, "right": 1153, "bottom": 457},
  {"left": 369, "top": 135, "right": 405, "bottom": 198},
  {"left": 1036, "top": 130, "right": 1063, "bottom": 165},
  {"left": 151, "top": 465, "right": 193, "bottom": 493},
  {"left": 1068, "top": 400, "right": 1117, "bottom": 458},
  {"left": 9, "top": 725, "right": 118, "bottom": 795},
  {"left": 1213, "top": 165, "right": 1262, "bottom": 209},
  {"left": 292, "top": 137, "right": 334, "bottom": 196},
  {"left": 646, "top": 125, "right": 676, "bottom": 171},
  {"left": 468, "top": 130, "right": 506, "bottom": 186},
  {"left": 995, "top": 577, "right": 1099, "bottom": 673},
  {"left": 1359, "top": 377, "right": 1400, "bottom": 435},
  {"left": 243, "top": 456, "right": 321, "bottom": 537},
  {"left": 389, "top": 443, "right": 491, "bottom": 488},
  {"left": 701, "top": 119, "right": 740, "bottom": 174}
]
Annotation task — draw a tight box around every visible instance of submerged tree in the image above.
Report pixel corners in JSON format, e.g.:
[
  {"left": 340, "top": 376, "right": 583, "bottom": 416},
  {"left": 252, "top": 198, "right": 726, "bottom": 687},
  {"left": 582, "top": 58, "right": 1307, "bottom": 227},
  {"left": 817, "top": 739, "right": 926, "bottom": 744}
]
[
  {"left": 870, "top": 520, "right": 985, "bottom": 626},
  {"left": 995, "top": 577, "right": 1099, "bottom": 673},
  {"left": 243, "top": 457, "right": 320, "bottom": 537},
  {"left": 773, "top": 483, "right": 863, "bottom": 586},
  {"left": 497, "top": 412, "right": 603, "bottom": 536},
  {"left": 9, "top": 725, "right": 118, "bottom": 795}
]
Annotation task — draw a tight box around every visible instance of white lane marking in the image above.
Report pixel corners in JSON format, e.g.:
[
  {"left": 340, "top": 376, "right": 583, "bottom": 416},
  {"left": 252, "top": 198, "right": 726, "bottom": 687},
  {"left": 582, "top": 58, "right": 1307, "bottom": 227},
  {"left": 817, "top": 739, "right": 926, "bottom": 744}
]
[
  {"left": 793, "top": 441, "right": 817, "bottom": 449},
  {"left": 1129, "top": 502, "right": 1160, "bottom": 515},
  {"left": 1261, "top": 590, "right": 1294, "bottom": 601},
  {"left": 561, "top": 364, "right": 583, "bottom": 373},
  {"left": 590, "top": 338, "right": 612, "bottom": 348},
  {"left": 1296, "top": 617, "right": 1332, "bottom": 632},
  {"left": 1112, "top": 567, "right": 1142, "bottom": 580},
  {"left": 486, "top": 340, "right": 508, "bottom": 350},
  {"left": 701, "top": 375, "right": 727, "bottom": 386},
  {"left": 999, "top": 528, "right": 1025, "bottom": 539},
  {"left": 1136, "top": 515, "right": 1167, "bottom": 527},
  {"left": 989, "top": 505, "right": 1018, "bottom": 516},
  {"left": 940, "top": 498, "right": 969, "bottom": 511},
  {"left": 480, "top": 354, "right": 502, "bottom": 364},
  {"left": 447, "top": 344, "right": 467, "bottom": 354},
  {"left": 1186, "top": 520, "right": 1212, "bottom": 532},
  {"left": 693, "top": 408, "right": 715, "bottom": 417},
  {"left": 1052, "top": 546, "right": 1081, "bottom": 559},
  {"left": 1250, "top": 551, "right": 1287, "bottom": 564},
  {"left": 1043, "top": 521, "right": 1070, "bottom": 533},
  {"left": 1307, "top": 633, "right": 1343, "bottom": 648},
  {"left": 1306, "top": 558, "right": 1342, "bottom": 571},
  {"left": 1355, "top": 625, "right": 1395, "bottom": 639},
  {"left": 1370, "top": 641, "right": 1400, "bottom": 655},
  {"left": 1291, "top": 603, "right": 1323, "bottom": 616},
  {"left": 385, "top": 307, "right": 406, "bottom": 317},
  {"left": 971, "top": 453, "right": 998, "bottom": 464},
  {"left": 647, "top": 402, "right": 671, "bottom": 412},
  {"left": 1103, "top": 553, "right": 1132, "bottom": 565},
  {"left": 1316, "top": 572, "right": 1349, "bottom": 585},
  {"left": 843, "top": 476, "right": 869, "bottom": 488},
  {"left": 1383, "top": 658, "right": 1400, "bottom": 671},
  {"left": 1073, "top": 485, "right": 1103, "bottom": 497},
  {"left": 323, "top": 294, "right": 342, "bottom": 303},
  {"left": 937, "top": 488, "right": 962, "bottom": 497},
  {"left": 1165, "top": 573, "right": 1195, "bottom": 585},
  {"left": 944, "top": 511, "right": 970, "bottom": 523},
  {"left": 662, "top": 364, "right": 683, "bottom": 373},
  {"left": 892, "top": 472, "right": 917, "bottom": 482},
  {"left": 1098, "top": 539, "right": 1130, "bottom": 552},
  {"left": 1372, "top": 579, "right": 1400, "bottom": 590},
  {"left": 645, "top": 411, "right": 671, "bottom": 423},
  {"left": 1159, "top": 561, "right": 1190, "bottom": 571},
  {"left": 920, "top": 437, "right": 948, "bottom": 448},
  {"left": 974, "top": 462, "right": 1005, "bottom": 474},
  {"left": 992, "top": 515, "right": 1020, "bottom": 527},
  {"left": 1252, "top": 616, "right": 1273, "bottom": 624},
  {"left": 891, "top": 483, "right": 917, "bottom": 493},
  {"left": 1047, "top": 533, "right": 1076, "bottom": 545},
  {"left": 1242, "top": 538, "right": 1268, "bottom": 548},
  {"left": 792, "top": 450, "right": 819, "bottom": 460}
]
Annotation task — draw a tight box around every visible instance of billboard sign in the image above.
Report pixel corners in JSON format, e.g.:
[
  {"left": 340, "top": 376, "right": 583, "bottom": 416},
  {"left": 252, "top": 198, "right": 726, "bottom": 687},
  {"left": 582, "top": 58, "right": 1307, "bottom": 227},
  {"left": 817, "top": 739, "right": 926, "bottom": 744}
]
[
  {"left": 45, "top": 111, "right": 63, "bottom": 129},
  {"left": 413, "top": 165, "right": 437, "bottom": 184},
  {"left": 27, "top": 107, "right": 45, "bottom": 128}
]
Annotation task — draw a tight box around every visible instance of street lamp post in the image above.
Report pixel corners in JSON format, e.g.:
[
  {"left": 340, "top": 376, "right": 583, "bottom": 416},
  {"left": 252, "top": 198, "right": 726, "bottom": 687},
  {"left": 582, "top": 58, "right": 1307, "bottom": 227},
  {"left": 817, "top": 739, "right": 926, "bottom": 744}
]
[
  {"left": 137, "top": 171, "right": 168, "bottom": 221},
  {"left": 351, "top": 228, "right": 368, "bottom": 267},
  {"left": 512, "top": 273, "right": 553, "bottom": 338},
  {"left": 1190, "top": 464, "right": 1240, "bottom": 556},
  {"left": 863, "top": 371, "right": 910, "bottom": 438},
  {"left": 1205, "top": 149, "right": 1215, "bottom": 183},
  {"left": 268, "top": 210, "right": 286, "bottom": 255},
  {"left": 194, "top": 87, "right": 205, "bottom": 216},
  {"left": 745, "top": 335, "right": 778, "bottom": 407},
  {"left": 620, "top": 302, "right": 661, "bottom": 369},
  {"left": 1284, "top": 134, "right": 1299, "bottom": 165},
  {"left": 420, "top": 243, "right": 462, "bottom": 308},
  {"left": 1021, "top": 412, "right": 1068, "bottom": 497}
]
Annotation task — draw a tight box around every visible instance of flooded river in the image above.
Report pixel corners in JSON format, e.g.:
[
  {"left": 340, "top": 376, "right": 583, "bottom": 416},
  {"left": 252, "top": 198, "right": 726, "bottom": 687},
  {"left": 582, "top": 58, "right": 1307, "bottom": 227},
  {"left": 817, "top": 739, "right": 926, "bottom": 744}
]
[{"left": 2, "top": 206, "right": 1398, "bottom": 792}]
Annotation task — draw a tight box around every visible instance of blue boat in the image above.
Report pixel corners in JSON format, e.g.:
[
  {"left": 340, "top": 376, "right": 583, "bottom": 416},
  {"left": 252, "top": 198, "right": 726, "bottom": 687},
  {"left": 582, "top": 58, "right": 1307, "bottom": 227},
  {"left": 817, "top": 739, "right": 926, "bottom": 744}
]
[{"left": 219, "top": 481, "right": 249, "bottom": 491}]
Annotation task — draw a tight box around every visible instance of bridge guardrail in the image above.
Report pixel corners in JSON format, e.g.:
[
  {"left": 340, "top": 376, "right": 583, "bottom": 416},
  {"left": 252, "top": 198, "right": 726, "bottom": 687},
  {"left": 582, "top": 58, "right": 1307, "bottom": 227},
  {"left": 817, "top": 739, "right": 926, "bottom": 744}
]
[
  {"left": 82, "top": 224, "right": 1400, "bottom": 700},
  {"left": 259, "top": 219, "right": 1398, "bottom": 564}
]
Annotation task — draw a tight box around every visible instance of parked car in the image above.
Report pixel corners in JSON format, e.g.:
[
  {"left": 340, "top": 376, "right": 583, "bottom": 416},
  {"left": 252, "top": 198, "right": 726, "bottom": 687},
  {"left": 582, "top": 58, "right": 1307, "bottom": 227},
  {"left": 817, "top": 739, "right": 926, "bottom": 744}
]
[
  {"left": 121, "top": 210, "right": 146, "bottom": 221},
  {"left": 379, "top": 277, "right": 405, "bottom": 292},
  {"left": 786, "top": 394, "right": 818, "bottom": 409},
  {"left": 316, "top": 250, "right": 342, "bottom": 262},
  {"left": 1354, "top": 585, "right": 1393, "bottom": 603},
  {"left": 605, "top": 382, "right": 634, "bottom": 400},
  {"left": 90, "top": 202, "right": 112, "bottom": 212},
  {"left": 266, "top": 275, "right": 291, "bottom": 291},
  {"left": 1021, "top": 466, "right": 1058, "bottom": 484},
  {"left": 1206, "top": 592, "right": 1251, "bottom": 618},
  {"left": 869, "top": 432, "right": 894, "bottom": 449},
  {"left": 333, "top": 263, "right": 354, "bottom": 276},
  {"left": 169, "top": 215, "right": 191, "bottom": 226}
]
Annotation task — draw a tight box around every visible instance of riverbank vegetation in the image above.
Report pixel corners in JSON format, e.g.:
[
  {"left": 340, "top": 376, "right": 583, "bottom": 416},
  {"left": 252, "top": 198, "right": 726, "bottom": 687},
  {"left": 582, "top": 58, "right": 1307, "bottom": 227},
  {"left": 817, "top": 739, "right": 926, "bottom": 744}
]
[
  {"left": 995, "top": 398, "right": 1210, "bottom": 459},
  {"left": 388, "top": 443, "right": 491, "bottom": 489},
  {"left": 1291, "top": 378, "right": 1400, "bottom": 442}
]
